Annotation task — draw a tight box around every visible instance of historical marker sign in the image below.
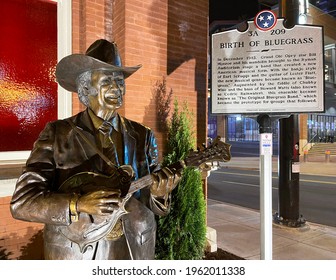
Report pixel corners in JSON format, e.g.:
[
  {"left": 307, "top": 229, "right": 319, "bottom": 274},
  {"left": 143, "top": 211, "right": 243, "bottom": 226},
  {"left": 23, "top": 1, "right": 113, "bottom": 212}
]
[{"left": 211, "top": 12, "right": 324, "bottom": 114}]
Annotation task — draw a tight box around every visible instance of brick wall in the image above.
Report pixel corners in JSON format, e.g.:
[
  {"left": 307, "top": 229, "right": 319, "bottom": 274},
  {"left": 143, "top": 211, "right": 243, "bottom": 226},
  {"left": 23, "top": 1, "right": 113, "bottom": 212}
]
[
  {"left": 120, "top": 0, "right": 209, "bottom": 153},
  {"left": 0, "top": 196, "right": 44, "bottom": 260}
]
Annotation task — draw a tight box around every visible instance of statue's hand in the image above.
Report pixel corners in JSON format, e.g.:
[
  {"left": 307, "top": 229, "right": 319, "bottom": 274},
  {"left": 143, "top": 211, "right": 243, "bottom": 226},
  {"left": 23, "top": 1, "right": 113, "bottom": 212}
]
[
  {"left": 76, "top": 190, "right": 121, "bottom": 216},
  {"left": 150, "top": 167, "right": 181, "bottom": 198}
]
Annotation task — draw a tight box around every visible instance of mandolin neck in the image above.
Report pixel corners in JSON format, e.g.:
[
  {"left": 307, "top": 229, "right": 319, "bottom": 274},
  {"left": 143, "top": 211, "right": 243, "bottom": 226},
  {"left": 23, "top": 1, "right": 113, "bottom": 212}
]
[
  {"left": 128, "top": 174, "right": 153, "bottom": 195},
  {"left": 128, "top": 160, "right": 186, "bottom": 195}
]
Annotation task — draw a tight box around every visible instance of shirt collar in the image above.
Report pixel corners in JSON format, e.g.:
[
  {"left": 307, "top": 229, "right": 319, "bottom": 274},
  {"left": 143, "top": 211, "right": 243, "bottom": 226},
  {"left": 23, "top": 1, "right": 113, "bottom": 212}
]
[{"left": 88, "top": 109, "right": 120, "bottom": 132}]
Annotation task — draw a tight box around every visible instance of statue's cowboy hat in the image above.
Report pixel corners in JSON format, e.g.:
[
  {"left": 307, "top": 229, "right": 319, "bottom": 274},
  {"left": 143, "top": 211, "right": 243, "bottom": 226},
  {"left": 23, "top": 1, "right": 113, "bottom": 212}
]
[{"left": 56, "top": 39, "right": 141, "bottom": 92}]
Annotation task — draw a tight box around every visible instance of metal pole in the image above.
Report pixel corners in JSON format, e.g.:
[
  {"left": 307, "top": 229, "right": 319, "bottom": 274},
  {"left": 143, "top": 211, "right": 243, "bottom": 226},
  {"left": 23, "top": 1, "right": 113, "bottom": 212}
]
[
  {"left": 257, "top": 114, "right": 273, "bottom": 260},
  {"left": 274, "top": 0, "right": 306, "bottom": 227}
]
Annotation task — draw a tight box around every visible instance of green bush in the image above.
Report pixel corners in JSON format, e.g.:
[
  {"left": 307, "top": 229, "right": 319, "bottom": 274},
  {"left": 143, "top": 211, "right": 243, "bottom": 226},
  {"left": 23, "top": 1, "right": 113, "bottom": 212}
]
[{"left": 155, "top": 99, "right": 207, "bottom": 260}]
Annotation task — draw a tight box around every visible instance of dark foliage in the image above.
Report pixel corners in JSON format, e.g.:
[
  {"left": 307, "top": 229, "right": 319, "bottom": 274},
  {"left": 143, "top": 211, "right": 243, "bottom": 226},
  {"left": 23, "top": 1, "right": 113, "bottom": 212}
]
[
  {"left": 203, "top": 248, "right": 245, "bottom": 260},
  {"left": 155, "top": 100, "right": 206, "bottom": 260}
]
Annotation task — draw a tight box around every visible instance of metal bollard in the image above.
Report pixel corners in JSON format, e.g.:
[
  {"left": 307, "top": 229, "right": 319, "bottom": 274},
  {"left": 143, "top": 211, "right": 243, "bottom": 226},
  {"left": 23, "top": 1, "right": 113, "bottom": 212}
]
[
  {"left": 304, "top": 150, "right": 308, "bottom": 162},
  {"left": 325, "top": 150, "right": 331, "bottom": 163}
]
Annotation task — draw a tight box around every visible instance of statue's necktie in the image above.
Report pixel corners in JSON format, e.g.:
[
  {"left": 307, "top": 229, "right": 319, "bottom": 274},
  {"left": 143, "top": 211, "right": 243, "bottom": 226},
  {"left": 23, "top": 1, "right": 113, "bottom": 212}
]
[{"left": 98, "top": 121, "right": 119, "bottom": 171}]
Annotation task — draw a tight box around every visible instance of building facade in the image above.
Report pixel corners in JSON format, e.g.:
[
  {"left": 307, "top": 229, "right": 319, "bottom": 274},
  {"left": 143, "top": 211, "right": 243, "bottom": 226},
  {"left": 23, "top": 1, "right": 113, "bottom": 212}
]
[{"left": 0, "top": 0, "right": 208, "bottom": 259}]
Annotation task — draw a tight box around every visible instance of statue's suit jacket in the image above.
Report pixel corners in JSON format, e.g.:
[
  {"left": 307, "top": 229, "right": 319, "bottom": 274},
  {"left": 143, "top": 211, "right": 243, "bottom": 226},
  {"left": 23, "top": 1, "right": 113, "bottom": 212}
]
[{"left": 10, "top": 109, "right": 167, "bottom": 260}]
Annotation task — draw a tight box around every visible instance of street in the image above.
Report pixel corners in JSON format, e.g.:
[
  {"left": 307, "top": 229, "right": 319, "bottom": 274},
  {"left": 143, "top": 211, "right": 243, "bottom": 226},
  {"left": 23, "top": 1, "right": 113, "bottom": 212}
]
[{"left": 207, "top": 168, "right": 336, "bottom": 227}]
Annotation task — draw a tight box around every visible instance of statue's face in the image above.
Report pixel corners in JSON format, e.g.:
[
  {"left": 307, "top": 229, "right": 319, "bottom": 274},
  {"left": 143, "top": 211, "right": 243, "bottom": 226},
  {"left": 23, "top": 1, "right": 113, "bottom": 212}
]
[{"left": 87, "top": 70, "right": 125, "bottom": 120}]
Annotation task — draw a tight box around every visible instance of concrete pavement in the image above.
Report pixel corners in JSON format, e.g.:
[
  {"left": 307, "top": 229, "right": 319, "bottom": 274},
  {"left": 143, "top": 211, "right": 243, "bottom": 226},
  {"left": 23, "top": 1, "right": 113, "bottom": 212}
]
[{"left": 206, "top": 154, "right": 336, "bottom": 260}]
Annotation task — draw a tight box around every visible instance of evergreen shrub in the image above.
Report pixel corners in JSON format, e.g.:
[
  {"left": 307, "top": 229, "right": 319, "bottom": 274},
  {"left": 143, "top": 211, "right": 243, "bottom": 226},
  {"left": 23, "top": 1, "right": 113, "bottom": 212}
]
[{"left": 155, "top": 99, "right": 207, "bottom": 260}]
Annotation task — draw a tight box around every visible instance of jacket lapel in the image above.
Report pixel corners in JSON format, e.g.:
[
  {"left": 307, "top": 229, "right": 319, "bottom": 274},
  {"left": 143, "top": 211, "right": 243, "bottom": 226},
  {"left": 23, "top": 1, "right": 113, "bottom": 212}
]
[
  {"left": 119, "top": 115, "right": 137, "bottom": 172},
  {"left": 71, "top": 109, "right": 99, "bottom": 160}
]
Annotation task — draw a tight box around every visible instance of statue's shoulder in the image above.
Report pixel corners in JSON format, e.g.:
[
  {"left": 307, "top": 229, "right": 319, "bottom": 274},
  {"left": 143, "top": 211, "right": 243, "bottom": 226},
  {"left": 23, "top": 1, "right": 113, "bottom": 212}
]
[
  {"left": 44, "top": 111, "right": 86, "bottom": 131},
  {"left": 120, "top": 115, "right": 152, "bottom": 133}
]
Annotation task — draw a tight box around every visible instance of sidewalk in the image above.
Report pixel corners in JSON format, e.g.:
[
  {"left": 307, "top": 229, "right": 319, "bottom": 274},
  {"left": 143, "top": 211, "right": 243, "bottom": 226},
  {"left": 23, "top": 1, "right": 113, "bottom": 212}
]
[{"left": 206, "top": 155, "right": 336, "bottom": 260}]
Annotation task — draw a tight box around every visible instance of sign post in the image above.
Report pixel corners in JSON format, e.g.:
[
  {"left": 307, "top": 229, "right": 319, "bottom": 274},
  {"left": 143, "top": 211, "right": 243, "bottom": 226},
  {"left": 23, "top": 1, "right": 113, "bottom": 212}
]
[
  {"left": 211, "top": 10, "right": 324, "bottom": 260},
  {"left": 257, "top": 114, "right": 273, "bottom": 260},
  {"left": 276, "top": 0, "right": 307, "bottom": 229}
]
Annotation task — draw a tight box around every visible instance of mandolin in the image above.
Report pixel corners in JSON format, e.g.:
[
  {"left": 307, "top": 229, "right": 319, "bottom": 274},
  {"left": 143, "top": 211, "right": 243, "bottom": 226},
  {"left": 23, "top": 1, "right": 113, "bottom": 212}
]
[{"left": 58, "top": 136, "right": 231, "bottom": 252}]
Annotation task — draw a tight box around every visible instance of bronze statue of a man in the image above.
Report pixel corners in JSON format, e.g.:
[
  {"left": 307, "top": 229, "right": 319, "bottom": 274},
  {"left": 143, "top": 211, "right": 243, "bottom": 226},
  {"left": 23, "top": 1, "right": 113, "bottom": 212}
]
[{"left": 10, "top": 39, "right": 180, "bottom": 260}]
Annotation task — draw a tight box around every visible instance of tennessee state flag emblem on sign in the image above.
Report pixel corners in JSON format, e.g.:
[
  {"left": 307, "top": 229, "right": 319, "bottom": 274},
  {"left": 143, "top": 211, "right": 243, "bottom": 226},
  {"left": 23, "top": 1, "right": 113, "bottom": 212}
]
[{"left": 254, "top": 10, "right": 277, "bottom": 31}]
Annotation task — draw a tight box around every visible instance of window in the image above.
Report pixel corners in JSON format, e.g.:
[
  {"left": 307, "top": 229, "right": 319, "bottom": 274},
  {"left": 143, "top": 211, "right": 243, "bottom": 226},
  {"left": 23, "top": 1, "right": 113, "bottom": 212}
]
[
  {"left": 0, "top": 0, "right": 57, "bottom": 153},
  {"left": 0, "top": 0, "right": 72, "bottom": 161}
]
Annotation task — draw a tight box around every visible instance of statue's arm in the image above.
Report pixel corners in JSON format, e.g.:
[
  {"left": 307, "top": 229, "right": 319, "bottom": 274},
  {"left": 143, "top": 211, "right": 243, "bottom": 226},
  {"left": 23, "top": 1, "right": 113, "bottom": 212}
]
[
  {"left": 10, "top": 122, "right": 73, "bottom": 226},
  {"left": 145, "top": 130, "right": 180, "bottom": 216}
]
